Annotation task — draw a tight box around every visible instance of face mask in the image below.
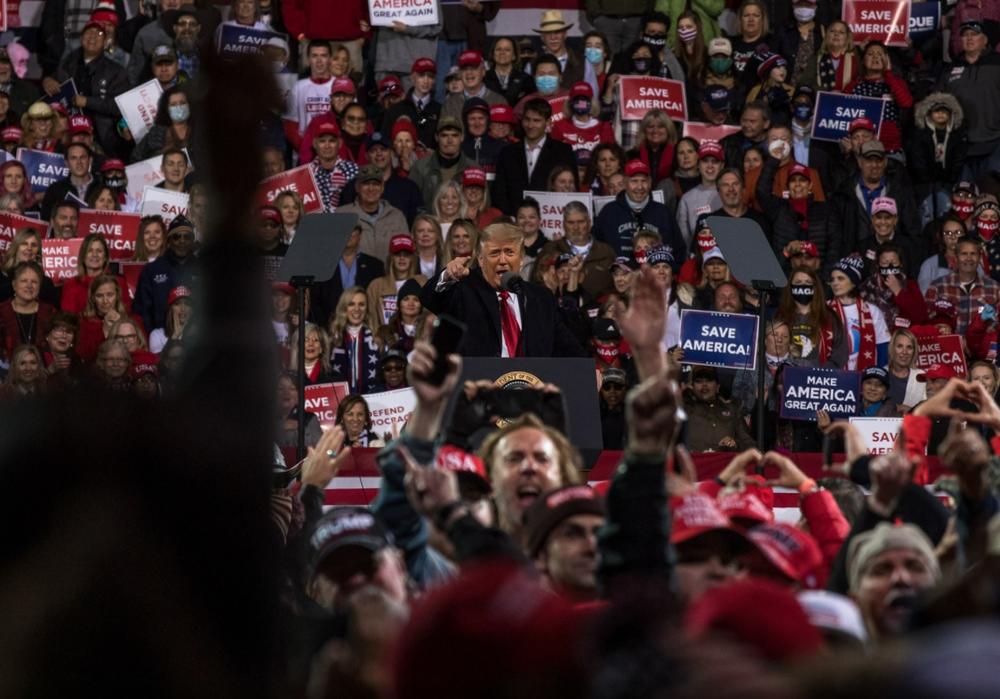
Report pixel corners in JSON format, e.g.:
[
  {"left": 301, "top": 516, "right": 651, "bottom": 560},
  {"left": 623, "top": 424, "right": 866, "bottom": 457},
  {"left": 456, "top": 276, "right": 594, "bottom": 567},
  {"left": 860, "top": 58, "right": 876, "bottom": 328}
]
[
  {"left": 169, "top": 104, "right": 190, "bottom": 122},
  {"left": 952, "top": 198, "right": 974, "bottom": 220},
  {"left": 979, "top": 218, "right": 1000, "bottom": 239},
  {"left": 709, "top": 57, "right": 732, "bottom": 74},
  {"left": 793, "top": 104, "right": 813, "bottom": 121},
  {"left": 593, "top": 340, "right": 620, "bottom": 364},
  {"left": 678, "top": 27, "right": 698, "bottom": 43},
  {"left": 643, "top": 34, "right": 667, "bottom": 48},
  {"left": 790, "top": 284, "right": 814, "bottom": 303},
  {"left": 571, "top": 98, "right": 590, "bottom": 116},
  {"left": 632, "top": 58, "right": 649, "bottom": 73},
  {"left": 879, "top": 265, "right": 902, "bottom": 277},
  {"left": 104, "top": 176, "right": 126, "bottom": 190},
  {"left": 272, "top": 61, "right": 286, "bottom": 73},
  {"left": 769, "top": 140, "right": 791, "bottom": 160},
  {"left": 584, "top": 47, "right": 604, "bottom": 65},
  {"left": 793, "top": 6, "right": 816, "bottom": 22},
  {"left": 535, "top": 74, "right": 559, "bottom": 94}
]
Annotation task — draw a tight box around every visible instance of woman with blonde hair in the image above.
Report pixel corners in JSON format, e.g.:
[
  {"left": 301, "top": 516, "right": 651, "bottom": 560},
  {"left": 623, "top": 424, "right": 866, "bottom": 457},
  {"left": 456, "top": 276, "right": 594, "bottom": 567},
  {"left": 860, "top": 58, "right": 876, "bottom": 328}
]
[
  {"left": 76, "top": 274, "right": 142, "bottom": 361},
  {"left": 802, "top": 20, "right": 859, "bottom": 92},
  {"left": 0, "top": 228, "right": 58, "bottom": 306},
  {"left": 886, "top": 327, "right": 926, "bottom": 413},
  {"left": 274, "top": 190, "right": 304, "bottom": 243},
  {"left": 328, "top": 286, "right": 381, "bottom": 395},
  {"left": 20, "top": 102, "right": 57, "bottom": 151},
  {"left": 433, "top": 180, "right": 467, "bottom": 230},
  {"left": 442, "top": 219, "right": 479, "bottom": 266},
  {"left": 0, "top": 344, "right": 46, "bottom": 398},
  {"left": 412, "top": 213, "right": 445, "bottom": 278},
  {"left": 61, "top": 234, "right": 130, "bottom": 314},
  {"left": 366, "top": 235, "right": 427, "bottom": 329}
]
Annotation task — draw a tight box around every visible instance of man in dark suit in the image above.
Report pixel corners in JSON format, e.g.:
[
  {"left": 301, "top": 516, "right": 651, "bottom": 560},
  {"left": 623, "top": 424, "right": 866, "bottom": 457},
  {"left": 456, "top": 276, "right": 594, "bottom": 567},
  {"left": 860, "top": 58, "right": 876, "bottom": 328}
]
[
  {"left": 420, "top": 222, "right": 586, "bottom": 357},
  {"left": 492, "top": 97, "right": 577, "bottom": 215},
  {"left": 310, "top": 224, "right": 384, "bottom": 326}
]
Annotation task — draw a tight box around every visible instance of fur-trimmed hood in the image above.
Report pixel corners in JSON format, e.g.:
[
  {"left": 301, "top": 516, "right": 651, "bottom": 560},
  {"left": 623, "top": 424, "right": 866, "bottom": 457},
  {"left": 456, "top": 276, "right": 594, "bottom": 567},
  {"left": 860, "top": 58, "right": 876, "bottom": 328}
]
[{"left": 915, "top": 92, "right": 964, "bottom": 130}]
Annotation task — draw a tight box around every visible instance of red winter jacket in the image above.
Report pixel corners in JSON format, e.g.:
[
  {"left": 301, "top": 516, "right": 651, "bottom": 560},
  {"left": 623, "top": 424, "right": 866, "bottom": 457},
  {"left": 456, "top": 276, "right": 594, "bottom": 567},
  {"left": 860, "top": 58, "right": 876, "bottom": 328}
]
[
  {"left": 60, "top": 274, "right": 132, "bottom": 315},
  {"left": 282, "top": 0, "right": 368, "bottom": 41},
  {"left": 800, "top": 489, "right": 850, "bottom": 571}
]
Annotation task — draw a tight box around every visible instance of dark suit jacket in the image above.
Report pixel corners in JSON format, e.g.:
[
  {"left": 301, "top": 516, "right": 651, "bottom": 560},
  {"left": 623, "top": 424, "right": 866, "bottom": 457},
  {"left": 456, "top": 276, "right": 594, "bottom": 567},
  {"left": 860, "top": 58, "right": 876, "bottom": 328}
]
[
  {"left": 491, "top": 137, "right": 578, "bottom": 215},
  {"left": 310, "top": 253, "right": 385, "bottom": 327},
  {"left": 560, "top": 51, "right": 585, "bottom": 89},
  {"left": 419, "top": 268, "right": 586, "bottom": 357}
]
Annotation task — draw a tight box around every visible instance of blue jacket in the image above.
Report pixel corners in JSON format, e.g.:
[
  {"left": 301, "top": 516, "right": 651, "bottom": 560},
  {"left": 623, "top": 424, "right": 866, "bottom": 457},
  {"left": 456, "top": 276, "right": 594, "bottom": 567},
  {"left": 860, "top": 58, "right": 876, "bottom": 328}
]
[
  {"left": 594, "top": 190, "right": 687, "bottom": 264},
  {"left": 134, "top": 251, "right": 198, "bottom": 332},
  {"left": 372, "top": 435, "right": 456, "bottom": 590}
]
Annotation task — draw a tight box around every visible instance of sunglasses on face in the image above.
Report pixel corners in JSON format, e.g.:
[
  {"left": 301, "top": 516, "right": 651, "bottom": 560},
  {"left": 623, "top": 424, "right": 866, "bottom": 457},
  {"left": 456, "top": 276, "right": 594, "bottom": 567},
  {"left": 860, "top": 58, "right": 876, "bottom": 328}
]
[{"left": 170, "top": 232, "right": 195, "bottom": 242}]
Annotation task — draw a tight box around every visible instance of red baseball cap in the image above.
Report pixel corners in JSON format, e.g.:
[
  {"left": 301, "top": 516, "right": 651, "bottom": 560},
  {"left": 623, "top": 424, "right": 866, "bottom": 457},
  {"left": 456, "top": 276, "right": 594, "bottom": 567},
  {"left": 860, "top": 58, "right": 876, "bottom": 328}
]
[
  {"left": 1, "top": 126, "right": 22, "bottom": 143},
  {"left": 798, "top": 241, "right": 819, "bottom": 258},
  {"left": 69, "top": 114, "right": 93, "bottom": 134},
  {"left": 131, "top": 358, "right": 158, "bottom": 379},
  {"left": 570, "top": 81, "right": 593, "bottom": 99},
  {"left": 99, "top": 158, "right": 126, "bottom": 173},
  {"left": 489, "top": 104, "right": 516, "bottom": 124},
  {"left": 788, "top": 163, "right": 810, "bottom": 180},
  {"left": 461, "top": 167, "right": 487, "bottom": 188},
  {"left": 746, "top": 523, "right": 825, "bottom": 589},
  {"left": 259, "top": 206, "right": 282, "bottom": 224},
  {"left": 82, "top": 20, "right": 105, "bottom": 34},
  {"left": 167, "top": 285, "right": 192, "bottom": 306},
  {"left": 389, "top": 234, "right": 415, "bottom": 254},
  {"left": 848, "top": 117, "right": 875, "bottom": 134},
  {"left": 698, "top": 139, "right": 724, "bottom": 160},
  {"left": 624, "top": 159, "right": 650, "bottom": 177},
  {"left": 917, "top": 363, "right": 959, "bottom": 382},
  {"left": 272, "top": 282, "right": 296, "bottom": 296},
  {"left": 411, "top": 57, "right": 437, "bottom": 75},
  {"left": 331, "top": 77, "right": 356, "bottom": 95},
  {"left": 314, "top": 121, "right": 341, "bottom": 139},
  {"left": 378, "top": 75, "right": 404, "bottom": 97},
  {"left": 718, "top": 490, "right": 773, "bottom": 526},
  {"left": 670, "top": 493, "right": 736, "bottom": 545},
  {"left": 436, "top": 445, "right": 491, "bottom": 493},
  {"left": 458, "top": 50, "right": 483, "bottom": 68}
]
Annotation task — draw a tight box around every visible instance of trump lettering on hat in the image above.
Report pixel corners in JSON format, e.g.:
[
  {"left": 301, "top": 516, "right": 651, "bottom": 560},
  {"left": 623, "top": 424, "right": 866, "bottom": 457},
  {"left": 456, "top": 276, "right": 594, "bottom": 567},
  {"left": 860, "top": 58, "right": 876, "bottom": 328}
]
[{"left": 461, "top": 168, "right": 487, "bottom": 188}]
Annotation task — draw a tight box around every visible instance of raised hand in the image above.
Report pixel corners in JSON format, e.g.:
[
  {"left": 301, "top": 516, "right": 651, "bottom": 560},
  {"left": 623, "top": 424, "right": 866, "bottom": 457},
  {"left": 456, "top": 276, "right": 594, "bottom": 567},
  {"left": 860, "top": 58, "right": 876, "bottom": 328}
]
[
  {"left": 626, "top": 367, "right": 682, "bottom": 455},
  {"left": 301, "top": 426, "right": 351, "bottom": 488}
]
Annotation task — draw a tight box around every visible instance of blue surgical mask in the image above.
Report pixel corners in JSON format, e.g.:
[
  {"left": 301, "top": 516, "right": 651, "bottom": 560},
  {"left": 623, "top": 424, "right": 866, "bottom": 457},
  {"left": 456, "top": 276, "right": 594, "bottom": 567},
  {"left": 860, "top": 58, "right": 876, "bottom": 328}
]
[
  {"left": 535, "top": 74, "right": 559, "bottom": 94},
  {"left": 168, "top": 104, "right": 190, "bottom": 122},
  {"left": 793, "top": 104, "right": 813, "bottom": 121},
  {"left": 585, "top": 47, "right": 604, "bottom": 65}
]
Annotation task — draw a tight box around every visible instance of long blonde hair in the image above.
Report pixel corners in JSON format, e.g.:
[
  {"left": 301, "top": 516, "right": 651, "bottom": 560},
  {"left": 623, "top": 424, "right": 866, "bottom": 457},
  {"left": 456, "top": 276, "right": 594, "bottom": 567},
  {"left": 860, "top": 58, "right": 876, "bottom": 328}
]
[
  {"left": 290, "top": 322, "right": 332, "bottom": 374},
  {"left": 433, "top": 180, "right": 468, "bottom": 222},
  {"left": 328, "top": 286, "right": 370, "bottom": 348},
  {"left": 442, "top": 219, "right": 480, "bottom": 265}
]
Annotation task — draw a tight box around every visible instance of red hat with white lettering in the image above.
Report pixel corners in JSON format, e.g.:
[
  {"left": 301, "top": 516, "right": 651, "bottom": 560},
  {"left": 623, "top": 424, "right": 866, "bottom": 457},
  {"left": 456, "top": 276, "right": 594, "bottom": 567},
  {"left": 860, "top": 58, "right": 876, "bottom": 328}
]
[
  {"left": 314, "top": 121, "right": 341, "bottom": 139},
  {"left": 624, "top": 159, "right": 650, "bottom": 177},
  {"left": 848, "top": 117, "right": 876, "bottom": 134},
  {"left": 788, "top": 163, "right": 810, "bottom": 181},
  {"left": 99, "top": 158, "right": 126, "bottom": 173},
  {"left": 259, "top": 205, "right": 282, "bottom": 225},
  {"left": 131, "top": 357, "right": 158, "bottom": 379},
  {"left": 458, "top": 50, "right": 484, "bottom": 68},
  {"left": 90, "top": 1, "right": 119, "bottom": 27},
  {"left": 670, "top": 493, "right": 738, "bottom": 545},
  {"left": 718, "top": 490, "right": 774, "bottom": 526},
  {"left": 167, "top": 285, "right": 192, "bottom": 306},
  {"left": 917, "top": 363, "right": 959, "bottom": 382},
  {"left": 411, "top": 57, "right": 437, "bottom": 75},
  {"left": 570, "top": 81, "right": 593, "bottom": 99},
  {"left": 389, "top": 234, "right": 415, "bottom": 254},
  {"left": 330, "top": 77, "right": 356, "bottom": 95},
  {"left": 698, "top": 139, "right": 724, "bottom": 160},
  {"left": 1, "top": 126, "right": 21, "bottom": 143},
  {"left": 490, "top": 104, "right": 516, "bottom": 125},
  {"left": 378, "top": 75, "right": 404, "bottom": 98},
  {"left": 461, "top": 167, "right": 487, "bottom": 188},
  {"left": 69, "top": 114, "right": 93, "bottom": 134},
  {"left": 798, "top": 241, "right": 819, "bottom": 258},
  {"left": 747, "top": 522, "right": 825, "bottom": 589},
  {"left": 436, "top": 444, "right": 491, "bottom": 494}
]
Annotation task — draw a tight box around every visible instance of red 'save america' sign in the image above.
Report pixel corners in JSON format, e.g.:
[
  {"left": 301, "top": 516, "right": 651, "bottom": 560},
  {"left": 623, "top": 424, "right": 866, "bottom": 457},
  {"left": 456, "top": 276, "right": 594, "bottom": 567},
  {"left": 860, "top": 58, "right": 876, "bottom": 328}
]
[{"left": 618, "top": 76, "right": 687, "bottom": 122}]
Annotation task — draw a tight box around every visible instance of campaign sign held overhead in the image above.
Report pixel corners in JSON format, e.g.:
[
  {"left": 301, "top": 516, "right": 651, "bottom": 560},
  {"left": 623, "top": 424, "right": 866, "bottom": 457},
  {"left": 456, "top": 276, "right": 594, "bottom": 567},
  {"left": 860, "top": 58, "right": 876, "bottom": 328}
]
[
  {"left": 679, "top": 310, "right": 759, "bottom": 371},
  {"left": 844, "top": 0, "right": 910, "bottom": 47},
  {"left": 908, "top": 2, "right": 940, "bottom": 42},
  {"left": 618, "top": 76, "right": 687, "bottom": 122},
  {"left": 781, "top": 367, "right": 861, "bottom": 421},
  {"left": 810, "top": 92, "right": 886, "bottom": 142},
  {"left": 217, "top": 25, "right": 288, "bottom": 56},
  {"left": 16, "top": 148, "right": 69, "bottom": 193}
]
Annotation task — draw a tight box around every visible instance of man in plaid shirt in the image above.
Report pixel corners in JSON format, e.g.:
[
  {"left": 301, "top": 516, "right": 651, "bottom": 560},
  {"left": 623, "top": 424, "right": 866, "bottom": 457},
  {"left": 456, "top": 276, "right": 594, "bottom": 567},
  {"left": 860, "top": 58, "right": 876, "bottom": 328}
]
[{"left": 925, "top": 235, "right": 1000, "bottom": 335}]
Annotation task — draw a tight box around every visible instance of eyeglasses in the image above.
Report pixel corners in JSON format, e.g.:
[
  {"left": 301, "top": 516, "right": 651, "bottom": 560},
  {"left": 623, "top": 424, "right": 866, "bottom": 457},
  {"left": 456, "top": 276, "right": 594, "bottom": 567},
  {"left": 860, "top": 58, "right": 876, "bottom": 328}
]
[
  {"left": 942, "top": 229, "right": 964, "bottom": 237},
  {"left": 115, "top": 333, "right": 138, "bottom": 342}
]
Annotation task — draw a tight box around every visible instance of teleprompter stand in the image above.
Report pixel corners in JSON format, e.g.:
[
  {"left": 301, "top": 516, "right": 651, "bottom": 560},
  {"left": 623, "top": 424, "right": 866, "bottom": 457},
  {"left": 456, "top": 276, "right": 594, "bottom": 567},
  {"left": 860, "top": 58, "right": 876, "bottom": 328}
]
[{"left": 277, "top": 212, "right": 357, "bottom": 463}]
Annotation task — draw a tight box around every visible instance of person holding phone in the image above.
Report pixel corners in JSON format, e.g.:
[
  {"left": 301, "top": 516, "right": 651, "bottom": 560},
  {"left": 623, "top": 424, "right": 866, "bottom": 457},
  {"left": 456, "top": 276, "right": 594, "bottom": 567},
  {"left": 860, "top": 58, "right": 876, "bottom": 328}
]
[{"left": 420, "top": 221, "right": 586, "bottom": 358}]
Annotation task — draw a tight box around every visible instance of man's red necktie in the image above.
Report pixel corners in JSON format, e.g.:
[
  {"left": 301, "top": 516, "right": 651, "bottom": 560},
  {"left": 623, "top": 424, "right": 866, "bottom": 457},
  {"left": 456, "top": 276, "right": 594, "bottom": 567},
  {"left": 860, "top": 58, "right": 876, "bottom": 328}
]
[{"left": 498, "top": 290, "right": 522, "bottom": 357}]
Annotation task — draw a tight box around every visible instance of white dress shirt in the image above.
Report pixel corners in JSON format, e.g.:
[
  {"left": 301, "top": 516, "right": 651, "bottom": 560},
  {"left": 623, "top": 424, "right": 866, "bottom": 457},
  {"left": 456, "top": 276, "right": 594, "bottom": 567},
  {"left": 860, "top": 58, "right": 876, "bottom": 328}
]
[{"left": 525, "top": 136, "right": 547, "bottom": 179}]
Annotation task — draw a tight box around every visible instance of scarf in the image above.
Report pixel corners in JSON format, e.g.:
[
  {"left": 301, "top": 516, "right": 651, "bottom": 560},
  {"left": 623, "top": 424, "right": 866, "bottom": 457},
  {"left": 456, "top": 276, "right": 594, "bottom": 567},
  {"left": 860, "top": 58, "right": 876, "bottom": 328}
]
[
  {"left": 930, "top": 126, "right": 952, "bottom": 167},
  {"left": 789, "top": 197, "right": 809, "bottom": 233},
  {"left": 831, "top": 298, "right": 877, "bottom": 371},
  {"left": 639, "top": 141, "right": 673, "bottom": 184}
]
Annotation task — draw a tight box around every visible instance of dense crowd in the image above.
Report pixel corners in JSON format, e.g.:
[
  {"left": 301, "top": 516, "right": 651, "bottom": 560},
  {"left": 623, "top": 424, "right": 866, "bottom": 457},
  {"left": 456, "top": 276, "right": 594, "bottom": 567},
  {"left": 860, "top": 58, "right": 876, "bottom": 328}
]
[{"left": 3, "top": 0, "right": 1000, "bottom": 696}]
